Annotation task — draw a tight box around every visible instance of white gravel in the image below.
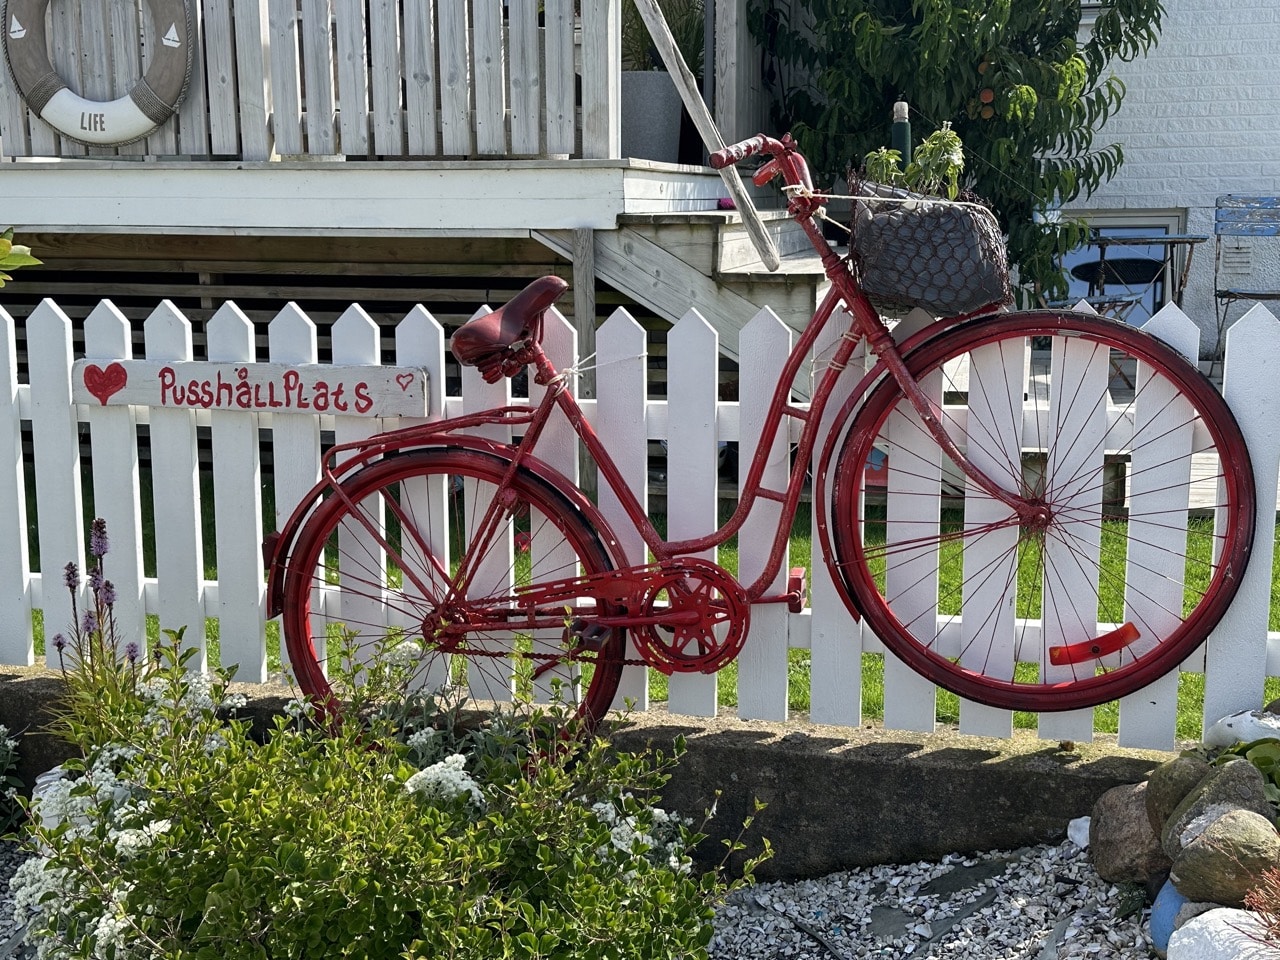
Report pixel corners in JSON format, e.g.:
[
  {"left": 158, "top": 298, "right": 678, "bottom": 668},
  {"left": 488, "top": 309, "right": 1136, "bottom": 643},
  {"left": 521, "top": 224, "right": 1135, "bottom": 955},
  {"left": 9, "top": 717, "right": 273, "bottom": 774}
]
[
  {"left": 710, "top": 837, "right": 1155, "bottom": 959},
  {"left": 1, "top": 836, "right": 1154, "bottom": 958}
]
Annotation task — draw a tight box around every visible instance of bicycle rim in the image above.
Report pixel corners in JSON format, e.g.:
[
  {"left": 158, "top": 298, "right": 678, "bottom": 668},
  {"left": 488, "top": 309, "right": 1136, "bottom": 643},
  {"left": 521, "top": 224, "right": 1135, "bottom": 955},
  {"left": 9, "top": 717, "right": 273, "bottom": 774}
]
[
  {"left": 281, "top": 447, "right": 626, "bottom": 730},
  {"left": 831, "top": 311, "right": 1255, "bottom": 711}
]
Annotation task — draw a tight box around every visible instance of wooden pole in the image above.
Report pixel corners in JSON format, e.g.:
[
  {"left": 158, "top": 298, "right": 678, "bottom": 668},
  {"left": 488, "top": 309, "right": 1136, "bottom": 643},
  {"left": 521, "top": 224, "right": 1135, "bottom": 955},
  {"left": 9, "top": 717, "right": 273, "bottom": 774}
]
[
  {"left": 572, "top": 228, "right": 599, "bottom": 498},
  {"left": 631, "top": 0, "right": 781, "bottom": 271}
]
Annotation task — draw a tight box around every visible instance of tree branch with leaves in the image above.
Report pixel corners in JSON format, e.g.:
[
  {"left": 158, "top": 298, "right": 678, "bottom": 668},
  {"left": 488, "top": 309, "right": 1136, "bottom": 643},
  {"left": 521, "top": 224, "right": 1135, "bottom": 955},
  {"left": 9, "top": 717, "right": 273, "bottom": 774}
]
[
  {"left": 749, "top": 0, "right": 1164, "bottom": 302},
  {"left": 0, "top": 228, "right": 40, "bottom": 287}
]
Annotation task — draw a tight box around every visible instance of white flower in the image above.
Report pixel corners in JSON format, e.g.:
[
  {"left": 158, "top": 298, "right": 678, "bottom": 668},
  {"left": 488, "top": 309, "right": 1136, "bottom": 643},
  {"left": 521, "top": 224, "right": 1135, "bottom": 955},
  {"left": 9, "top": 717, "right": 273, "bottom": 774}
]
[
  {"left": 388, "top": 639, "right": 423, "bottom": 667},
  {"left": 405, "top": 728, "right": 438, "bottom": 751},
  {"left": 113, "top": 819, "right": 171, "bottom": 859},
  {"left": 404, "top": 754, "right": 484, "bottom": 807},
  {"left": 283, "top": 699, "right": 308, "bottom": 719}
]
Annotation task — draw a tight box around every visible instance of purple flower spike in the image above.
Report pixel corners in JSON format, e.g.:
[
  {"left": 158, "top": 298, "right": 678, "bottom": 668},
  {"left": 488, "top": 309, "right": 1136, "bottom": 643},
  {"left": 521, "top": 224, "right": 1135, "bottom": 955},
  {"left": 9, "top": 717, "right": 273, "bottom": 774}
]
[
  {"left": 81, "top": 611, "right": 97, "bottom": 634},
  {"left": 89, "top": 567, "right": 104, "bottom": 593},
  {"left": 99, "top": 580, "right": 116, "bottom": 606},
  {"left": 63, "top": 562, "right": 78, "bottom": 591},
  {"left": 52, "top": 633, "right": 66, "bottom": 653},
  {"left": 90, "top": 519, "right": 110, "bottom": 559},
  {"left": 124, "top": 642, "right": 139, "bottom": 663}
]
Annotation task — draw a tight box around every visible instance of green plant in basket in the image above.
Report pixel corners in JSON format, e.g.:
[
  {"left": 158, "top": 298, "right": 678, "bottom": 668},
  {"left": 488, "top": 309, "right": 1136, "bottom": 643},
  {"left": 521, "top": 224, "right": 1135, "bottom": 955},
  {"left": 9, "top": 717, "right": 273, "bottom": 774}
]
[
  {"left": 12, "top": 529, "right": 770, "bottom": 959},
  {"left": 859, "top": 123, "right": 965, "bottom": 199}
]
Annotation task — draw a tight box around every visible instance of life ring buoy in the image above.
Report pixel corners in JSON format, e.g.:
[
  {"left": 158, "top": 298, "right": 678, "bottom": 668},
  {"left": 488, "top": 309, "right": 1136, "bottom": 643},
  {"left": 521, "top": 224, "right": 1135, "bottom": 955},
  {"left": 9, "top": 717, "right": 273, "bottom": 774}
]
[{"left": 3, "top": 0, "right": 191, "bottom": 146}]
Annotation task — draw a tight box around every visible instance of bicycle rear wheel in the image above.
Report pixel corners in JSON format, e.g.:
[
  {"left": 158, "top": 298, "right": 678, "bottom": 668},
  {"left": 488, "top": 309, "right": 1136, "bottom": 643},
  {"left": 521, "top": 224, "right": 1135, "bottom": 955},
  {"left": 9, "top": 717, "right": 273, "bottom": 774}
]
[
  {"left": 280, "top": 447, "right": 626, "bottom": 731},
  {"left": 829, "top": 311, "right": 1255, "bottom": 711}
]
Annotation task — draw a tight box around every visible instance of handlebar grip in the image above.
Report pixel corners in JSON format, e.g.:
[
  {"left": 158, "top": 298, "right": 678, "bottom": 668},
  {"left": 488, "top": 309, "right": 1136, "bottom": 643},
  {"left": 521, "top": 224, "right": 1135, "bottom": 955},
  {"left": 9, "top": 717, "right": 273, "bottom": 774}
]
[{"left": 709, "top": 135, "right": 769, "bottom": 169}]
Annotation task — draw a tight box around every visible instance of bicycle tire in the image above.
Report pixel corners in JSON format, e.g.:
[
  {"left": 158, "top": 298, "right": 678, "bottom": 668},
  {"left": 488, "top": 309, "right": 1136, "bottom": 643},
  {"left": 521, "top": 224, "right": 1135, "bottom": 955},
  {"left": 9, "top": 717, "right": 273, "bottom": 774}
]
[
  {"left": 829, "top": 310, "right": 1255, "bottom": 712},
  {"left": 281, "top": 447, "right": 626, "bottom": 731}
]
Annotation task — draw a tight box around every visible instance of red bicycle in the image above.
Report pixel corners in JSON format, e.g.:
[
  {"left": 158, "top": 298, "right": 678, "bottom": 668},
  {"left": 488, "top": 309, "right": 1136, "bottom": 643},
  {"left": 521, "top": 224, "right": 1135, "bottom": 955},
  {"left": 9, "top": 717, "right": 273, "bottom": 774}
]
[{"left": 263, "top": 134, "right": 1255, "bottom": 731}]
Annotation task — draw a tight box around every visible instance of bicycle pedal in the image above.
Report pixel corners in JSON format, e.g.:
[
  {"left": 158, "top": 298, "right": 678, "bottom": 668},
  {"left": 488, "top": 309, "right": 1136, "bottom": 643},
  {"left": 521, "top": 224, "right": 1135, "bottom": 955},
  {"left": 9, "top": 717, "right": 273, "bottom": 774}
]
[{"left": 565, "top": 618, "right": 611, "bottom": 649}]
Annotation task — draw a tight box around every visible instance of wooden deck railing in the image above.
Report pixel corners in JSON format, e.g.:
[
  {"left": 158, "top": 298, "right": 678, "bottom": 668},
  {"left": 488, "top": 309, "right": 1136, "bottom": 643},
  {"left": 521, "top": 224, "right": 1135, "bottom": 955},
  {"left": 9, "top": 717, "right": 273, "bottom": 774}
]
[{"left": 0, "top": 0, "right": 619, "bottom": 160}]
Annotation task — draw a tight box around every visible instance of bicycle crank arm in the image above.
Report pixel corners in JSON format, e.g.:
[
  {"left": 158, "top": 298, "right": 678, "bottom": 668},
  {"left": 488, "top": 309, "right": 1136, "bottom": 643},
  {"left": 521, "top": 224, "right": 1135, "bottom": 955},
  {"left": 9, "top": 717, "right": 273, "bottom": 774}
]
[{"left": 1047, "top": 622, "right": 1140, "bottom": 666}]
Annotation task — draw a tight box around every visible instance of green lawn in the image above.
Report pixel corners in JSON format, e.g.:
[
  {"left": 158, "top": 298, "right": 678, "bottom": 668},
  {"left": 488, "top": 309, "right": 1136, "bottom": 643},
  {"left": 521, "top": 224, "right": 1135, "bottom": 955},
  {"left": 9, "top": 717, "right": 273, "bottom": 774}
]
[{"left": 24, "top": 468, "right": 1280, "bottom": 742}]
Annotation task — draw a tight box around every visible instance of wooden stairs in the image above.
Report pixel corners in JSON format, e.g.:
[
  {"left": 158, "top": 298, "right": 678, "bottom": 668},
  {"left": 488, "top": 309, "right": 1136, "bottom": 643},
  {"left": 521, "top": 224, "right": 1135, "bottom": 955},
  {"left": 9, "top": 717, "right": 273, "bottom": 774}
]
[{"left": 533, "top": 207, "right": 833, "bottom": 364}]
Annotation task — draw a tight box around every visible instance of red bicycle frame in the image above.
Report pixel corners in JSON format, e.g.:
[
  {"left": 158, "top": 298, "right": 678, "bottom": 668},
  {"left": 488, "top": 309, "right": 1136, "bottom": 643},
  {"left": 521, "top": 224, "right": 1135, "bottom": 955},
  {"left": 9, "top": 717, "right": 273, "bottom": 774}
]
[{"left": 266, "top": 134, "right": 1030, "bottom": 624}]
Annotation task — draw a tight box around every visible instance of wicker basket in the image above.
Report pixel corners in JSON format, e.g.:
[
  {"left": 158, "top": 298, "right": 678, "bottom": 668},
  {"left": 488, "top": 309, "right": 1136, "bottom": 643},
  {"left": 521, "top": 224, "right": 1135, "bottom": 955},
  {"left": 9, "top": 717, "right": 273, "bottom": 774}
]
[{"left": 848, "top": 181, "right": 1011, "bottom": 317}]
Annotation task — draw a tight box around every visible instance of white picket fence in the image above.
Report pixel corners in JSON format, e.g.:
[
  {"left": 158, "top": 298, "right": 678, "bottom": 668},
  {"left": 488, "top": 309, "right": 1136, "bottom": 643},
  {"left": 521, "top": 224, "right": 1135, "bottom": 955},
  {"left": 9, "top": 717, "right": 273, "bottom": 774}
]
[{"left": 1, "top": 295, "right": 1277, "bottom": 752}]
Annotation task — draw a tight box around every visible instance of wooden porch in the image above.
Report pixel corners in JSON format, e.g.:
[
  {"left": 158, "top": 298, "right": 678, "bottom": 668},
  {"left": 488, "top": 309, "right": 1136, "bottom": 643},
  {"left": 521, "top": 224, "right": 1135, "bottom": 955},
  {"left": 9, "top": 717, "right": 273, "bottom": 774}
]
[{"left": 0, "top": 0, "right": 823, "bottom": 345}]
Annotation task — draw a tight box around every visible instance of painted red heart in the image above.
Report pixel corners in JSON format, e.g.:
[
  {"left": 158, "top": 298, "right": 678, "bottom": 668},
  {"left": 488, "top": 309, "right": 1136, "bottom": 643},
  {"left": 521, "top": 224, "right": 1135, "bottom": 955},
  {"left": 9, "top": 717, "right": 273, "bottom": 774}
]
[
  {"left": 83, "top": 362, "right": 127, "bottom": 406},
  {"left": 395, "top": 372, "right": 415, "bottom": 392}
]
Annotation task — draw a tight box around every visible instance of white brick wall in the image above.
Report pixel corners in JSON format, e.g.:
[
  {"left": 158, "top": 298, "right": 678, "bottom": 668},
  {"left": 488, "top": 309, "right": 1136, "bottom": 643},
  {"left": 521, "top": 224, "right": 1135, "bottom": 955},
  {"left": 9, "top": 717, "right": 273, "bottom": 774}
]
[{"left": 1062, "top": 0, "right": 1280, "bottom": 355}]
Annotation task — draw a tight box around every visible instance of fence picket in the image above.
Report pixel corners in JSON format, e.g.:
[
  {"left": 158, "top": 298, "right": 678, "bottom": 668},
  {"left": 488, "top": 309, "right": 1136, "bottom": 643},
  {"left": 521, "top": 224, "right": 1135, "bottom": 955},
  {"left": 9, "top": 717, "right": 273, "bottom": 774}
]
[
  {"left": 1036, "top": 330, "right": 1109, "bottom": 746},
  {"left": 460, "top": 306, "right": 515, "bottom": 700},
  {"left": 267, "top": 303, "right": 321, "bottom": 678},
  {"left": 807, "top": 307, "right": 861, "bottom": 728},
  {"left": 528, "top": 308, "right": 582, "bottom": 701},
  {"left": 0, "top": 307, "right": 32, "bottom": 664},
  {"left": 878, "top": 309, "right": 938, "bottom": 733},
  {"left": 83, "top": 302, "right": 147, "bottom": 654},
  {"left": 1204, "top": 305, "right": 1280, "bottom": 732},
  {"left": 143, "top": 303, "right": 206, "bottom": 666},
  {"left": 392, "top": 306, "right": 446, "bottom": 693},
  {"left": 596, "top": 308, "right": 650, "bottom": 710},
  {"left": 736, "top": 307, "right": 790, "bottom": 721},
  {"left": 1116, "top": 304, "right": 1201, "bottom": 749},
  {"left": 330, "top": 306, "right": 385, "bottom": 672},
  {"left": 665, "top": 309, "right": 719, "bottom": 716},
  {"left": 27, "top": 301, "right": 85, "bottom": 654},
  {"left": 207, "top": 303, "right": 267, "bottom": 680},
  {"left": 955, "top": 341, "right": 1021, "bottom": 739}
]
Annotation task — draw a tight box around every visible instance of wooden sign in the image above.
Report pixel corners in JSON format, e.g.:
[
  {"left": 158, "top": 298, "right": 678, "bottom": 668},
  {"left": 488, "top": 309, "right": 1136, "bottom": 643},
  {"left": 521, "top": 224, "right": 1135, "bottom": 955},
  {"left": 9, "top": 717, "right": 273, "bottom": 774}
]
[{"left": 71, "top": 359, "right": 429, "bottom": 417}]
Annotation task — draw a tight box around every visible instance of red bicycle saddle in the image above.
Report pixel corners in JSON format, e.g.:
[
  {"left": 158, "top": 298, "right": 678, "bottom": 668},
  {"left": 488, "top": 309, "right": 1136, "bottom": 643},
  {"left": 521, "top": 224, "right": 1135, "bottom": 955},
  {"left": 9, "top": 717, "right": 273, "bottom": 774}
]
[{"left": 451, "top": 276, "right": 568, "bottom": 381}]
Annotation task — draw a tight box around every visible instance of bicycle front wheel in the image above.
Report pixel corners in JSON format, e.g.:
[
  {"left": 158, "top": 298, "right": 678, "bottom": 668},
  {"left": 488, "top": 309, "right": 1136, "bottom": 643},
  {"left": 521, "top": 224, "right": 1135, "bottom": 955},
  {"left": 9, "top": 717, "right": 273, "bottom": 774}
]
[
  {"left": 830, "top": 311, "right": 1255, "bottom": 711},
  {"left": 281, "top": 447, "right": 626, "bottom": 731}
]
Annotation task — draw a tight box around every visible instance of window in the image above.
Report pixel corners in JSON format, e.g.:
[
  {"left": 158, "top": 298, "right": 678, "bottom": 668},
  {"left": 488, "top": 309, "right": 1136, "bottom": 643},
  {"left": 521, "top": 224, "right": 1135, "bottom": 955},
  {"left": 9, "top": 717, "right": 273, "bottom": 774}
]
[{"left": 1060, "top": 211, "right": 1186, "bottom": 326}]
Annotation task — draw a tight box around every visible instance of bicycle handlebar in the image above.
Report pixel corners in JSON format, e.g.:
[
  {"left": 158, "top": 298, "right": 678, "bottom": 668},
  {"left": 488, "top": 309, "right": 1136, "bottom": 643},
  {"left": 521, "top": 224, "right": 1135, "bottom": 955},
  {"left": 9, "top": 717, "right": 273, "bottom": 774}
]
[
  {"left": 709, "top": 133, "right": 815, "bottom": 195},
  {"left": 709, "top": 135, "right": 771, "bottom": 169}
]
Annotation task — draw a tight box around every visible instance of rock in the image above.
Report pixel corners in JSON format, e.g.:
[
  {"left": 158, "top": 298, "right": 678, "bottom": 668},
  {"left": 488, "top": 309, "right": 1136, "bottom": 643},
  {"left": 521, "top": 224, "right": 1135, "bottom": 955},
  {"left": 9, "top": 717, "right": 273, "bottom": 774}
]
[
  {"left": 1148, "top": 754, "right": 1214, "bottom": 837},
  {"left": 1162, "top": 759, "right": 1274, "bottom": 861},
  {"left": 1090, "top": 781, "right": 1171, "bottom": 884},
  {"left": 1171, "top": 809, "right": 1280, "bottom": 907},
  {"left": 1173, "top": 900, "right": 1219, "bottom": 929},
  {"left": 1204, "top": 710, "right": 1280, "bottom": 749},
  {"left": 1166, "top": 907, "right": 1280, "bottom": 959},
  {"left": 1067, "top": 814, "right": 1090, "bottom": 848},
  {"left": 1151, "top": 877, "right": 1189, "bottom": 959}
]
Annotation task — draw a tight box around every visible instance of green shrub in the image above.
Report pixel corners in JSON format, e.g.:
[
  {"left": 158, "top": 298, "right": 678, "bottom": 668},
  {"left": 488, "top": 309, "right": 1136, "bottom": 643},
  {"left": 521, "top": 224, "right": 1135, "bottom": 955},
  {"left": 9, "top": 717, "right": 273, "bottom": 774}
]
[{"left": 12, "top": 519, "right": 769, "bottom": 959}]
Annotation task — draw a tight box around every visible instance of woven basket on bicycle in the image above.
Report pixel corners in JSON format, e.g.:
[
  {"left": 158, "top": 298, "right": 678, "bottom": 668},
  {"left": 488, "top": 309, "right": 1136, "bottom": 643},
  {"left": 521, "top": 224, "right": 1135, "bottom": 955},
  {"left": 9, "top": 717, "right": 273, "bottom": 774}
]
[{"left": 847, "top": 179, "right": 1012, "bottom": 318}]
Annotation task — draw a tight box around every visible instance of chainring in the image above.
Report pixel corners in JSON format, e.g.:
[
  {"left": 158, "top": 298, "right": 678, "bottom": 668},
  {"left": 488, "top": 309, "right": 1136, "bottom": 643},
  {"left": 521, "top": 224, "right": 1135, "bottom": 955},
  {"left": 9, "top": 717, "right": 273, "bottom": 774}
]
[{"left": 633, "top": 557, "right": 750, "bottom": 675}]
